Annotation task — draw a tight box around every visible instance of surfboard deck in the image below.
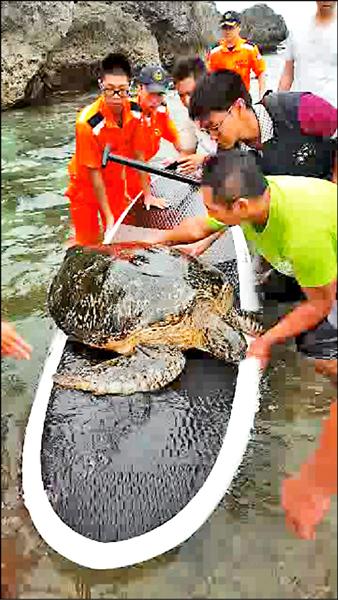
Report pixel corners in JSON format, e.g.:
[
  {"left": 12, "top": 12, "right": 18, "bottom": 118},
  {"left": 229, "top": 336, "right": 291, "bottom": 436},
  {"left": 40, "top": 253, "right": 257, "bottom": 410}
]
[
  {"left": 42, "top": 342, "right": 238, "bottom": 542},
  {"left": 23, "top": 225, "right": 261, "bottom": 569}
]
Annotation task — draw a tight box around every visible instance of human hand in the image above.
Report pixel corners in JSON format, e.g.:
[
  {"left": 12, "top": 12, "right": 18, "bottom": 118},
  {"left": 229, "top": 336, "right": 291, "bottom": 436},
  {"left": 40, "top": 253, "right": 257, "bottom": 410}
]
[
  {"left": 172, "top": 242, "right": 202, "bottom": 257},
  {"left": 246, "top": 334, "right": 272, "bottom": 369},
  {"left": 281, "top": 476, "right": 331, "bottom": 540},
  {"left": 1, "top": 321, "right": 32, "bottom": 360},
  {"left": 176, "top": 154, "right": 205, "bottom": 174},
  {"left": 144, "top": 194, "right": 167, "bottom": 210},
  {"left": 105, "top": 212, "right": 115, "bottom": 232},
  {"left": 173, "top": 232, "right": 223, "bottom": 258}
]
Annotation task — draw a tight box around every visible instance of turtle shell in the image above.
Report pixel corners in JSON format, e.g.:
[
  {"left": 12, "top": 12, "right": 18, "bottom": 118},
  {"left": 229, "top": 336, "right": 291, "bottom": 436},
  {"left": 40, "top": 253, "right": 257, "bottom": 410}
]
[{"left": 48, "top": 244, "right": 228, "bottom": 347}]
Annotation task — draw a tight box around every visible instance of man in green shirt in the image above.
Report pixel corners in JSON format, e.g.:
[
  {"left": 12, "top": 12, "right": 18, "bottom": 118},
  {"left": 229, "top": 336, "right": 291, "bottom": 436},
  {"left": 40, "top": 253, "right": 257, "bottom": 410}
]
[{"left": 146, "top": 149, "right": 337, "bottom": 382}]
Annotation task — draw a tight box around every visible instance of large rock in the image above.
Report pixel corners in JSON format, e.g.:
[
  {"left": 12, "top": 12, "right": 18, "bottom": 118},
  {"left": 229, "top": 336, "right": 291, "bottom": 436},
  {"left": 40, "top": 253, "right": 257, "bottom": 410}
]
[
  {"left": 1, "top": 1, "right": 75, "bottom": 109},
  {"left": 1, "top": 1, "right": 219, "bottom": 110},
  {"left": 122, "top": 1, "right": 219, "bottom": 67},
  {"left": 240, "top": 3, "right": 288, "bottom": 53}
]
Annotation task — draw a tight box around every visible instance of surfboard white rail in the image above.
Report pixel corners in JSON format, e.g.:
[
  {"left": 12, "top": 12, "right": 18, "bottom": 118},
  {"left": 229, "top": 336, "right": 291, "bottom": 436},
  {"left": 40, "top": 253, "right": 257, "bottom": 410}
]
[{"left": 22, "top": 226, "right": 262, "bottom": 570}]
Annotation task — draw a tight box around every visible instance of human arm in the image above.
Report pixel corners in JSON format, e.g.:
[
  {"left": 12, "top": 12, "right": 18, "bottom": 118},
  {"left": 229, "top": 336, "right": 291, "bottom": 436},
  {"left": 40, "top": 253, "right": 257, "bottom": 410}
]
[
  {"left": 281, "top": 400, "right": 337, "bottom": 540},
  {"left": 139, "top": 215, "right": 218, "bottom": 246},
  {"left": 298, "top": 94, "right": 337, "bottom": 181},
  {"left": 257, "top": 72, "right": 266, "bottom": 100},
  {"left": 160, "top": 111, "right": 184, "bottom": 155},
  {"left": 88, "top": 168, "right": 115, "bottom": 229},
  {"left": 176, "top": 119, "right": 211, "bottom": 174},
  {"left": 1, "top": 321, "right": 32, "bottom": 360},
  {"left": 133, "top": 149, "right": 167, "bottom": 209},
  {"left": 173, "top": 230, "right": 225, "bottom": 257},
  {"left": 158, "top": 114, "right": 203, "bottom": 174},
  {"left": 298, "top": 94, "right": 337, "bottom": 138},
  {"left": 277, "top": 33, "right": 295, "bottom": 92},
  {"left": 251, "top": 45, "right": 266, "bottom": 99},
  {"left": 76, "top": 122, "right": 115, "bottom": 228},
  {"left": 176, "top": 152, "right": 207, "bottom": 174},
  {"left": 278, "top": 60, "right": 295, "bottom": 92},
  {"left": 247, "top": 279, "right": 337, "bottom": 367}
]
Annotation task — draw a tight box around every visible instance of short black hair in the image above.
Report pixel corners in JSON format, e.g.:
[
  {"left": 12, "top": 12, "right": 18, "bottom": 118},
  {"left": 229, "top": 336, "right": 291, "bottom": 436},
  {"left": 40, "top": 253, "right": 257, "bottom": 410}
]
[
  {"left": 189, "top": 69, "right": 252, "bottom": 121},
  {"left": 202, "top": 149, "right": 268, "bottom": 204},
  {"left": 172, "top": 56, "right": 206, "bottom": 83},
  {"left": 101, "top": 53, "right": 132, "bottom": 79}
]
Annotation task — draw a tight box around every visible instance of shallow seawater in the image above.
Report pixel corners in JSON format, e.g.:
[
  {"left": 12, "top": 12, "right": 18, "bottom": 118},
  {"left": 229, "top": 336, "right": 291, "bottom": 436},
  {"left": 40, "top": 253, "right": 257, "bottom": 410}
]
[{"left": 1, "top": 54, "right": 337, "bottom": 598}]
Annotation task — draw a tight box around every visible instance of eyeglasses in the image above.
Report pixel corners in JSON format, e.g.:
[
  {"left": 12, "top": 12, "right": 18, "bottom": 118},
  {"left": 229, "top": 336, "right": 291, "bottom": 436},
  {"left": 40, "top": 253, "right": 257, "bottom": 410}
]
[
  {"left": 100, "top": 85, "right": 130, "bottom": 97},
  {"left": 201, "top": 107, "right": 233, "bottom": 135}
]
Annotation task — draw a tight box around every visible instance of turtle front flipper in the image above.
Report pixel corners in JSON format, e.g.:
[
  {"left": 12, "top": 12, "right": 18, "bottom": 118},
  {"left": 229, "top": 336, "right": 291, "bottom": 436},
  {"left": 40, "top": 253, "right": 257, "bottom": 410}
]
[
  {"left": 226, "top": 308, "right": 264, "bottom": 338},
  {"left": 215, "top": 282, "right": 263, "bottom": 337},
  {"left": 53, "top": 346, "right": 186, "bottom": 396},
  {"left": 201, "top": 313, "right": 247, "bottom": 363}
]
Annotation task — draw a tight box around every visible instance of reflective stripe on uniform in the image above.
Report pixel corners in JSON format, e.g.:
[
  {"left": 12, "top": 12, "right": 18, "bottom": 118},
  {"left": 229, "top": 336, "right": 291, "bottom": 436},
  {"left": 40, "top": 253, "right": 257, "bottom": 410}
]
[
  {"left": 78, "top": 104, "right": 95, "bottom": 124},
  {"left": 92, "top": 119, "right": 106, "bottom": 136}
]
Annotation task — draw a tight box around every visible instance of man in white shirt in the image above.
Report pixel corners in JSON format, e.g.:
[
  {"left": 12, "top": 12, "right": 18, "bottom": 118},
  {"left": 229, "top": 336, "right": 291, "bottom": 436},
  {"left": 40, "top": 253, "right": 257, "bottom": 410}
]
[
  {"left": 170, "top": 56, "right": 217, "bottom": 174},
  {"left": 278, "top": 1, "right": 337, "bottom": 107}
]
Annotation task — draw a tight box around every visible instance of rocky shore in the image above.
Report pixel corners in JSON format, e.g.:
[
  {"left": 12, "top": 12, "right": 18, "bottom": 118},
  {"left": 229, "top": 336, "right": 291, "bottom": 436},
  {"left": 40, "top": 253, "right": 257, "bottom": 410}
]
[
  {"left": 1, "top": 1, "right": 287, "bottom": 110},
  {"left": 1, "top": 1, "right": 219, "bottom": 110}
]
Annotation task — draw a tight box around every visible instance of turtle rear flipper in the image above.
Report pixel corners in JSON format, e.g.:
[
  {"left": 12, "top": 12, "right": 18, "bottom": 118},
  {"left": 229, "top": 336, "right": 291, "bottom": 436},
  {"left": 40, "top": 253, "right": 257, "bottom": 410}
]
[{"left": 53, "top": 346, "right": 186, "bottom": 395}]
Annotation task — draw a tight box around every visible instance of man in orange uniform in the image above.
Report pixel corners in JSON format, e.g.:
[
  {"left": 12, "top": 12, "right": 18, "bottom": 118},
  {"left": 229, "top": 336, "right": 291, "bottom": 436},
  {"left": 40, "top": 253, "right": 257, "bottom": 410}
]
[
  {"left": 134, "top": 65, "right": 182, "bottom": 162},
  {"left": 66, "top": 54, "right": 161, "bottom": 246},
  {"left": 117, "top": 65, "right": 185, "bottom": 205},
  {"left": 207, "top": 11, "right": 266, "bottom": 98}
]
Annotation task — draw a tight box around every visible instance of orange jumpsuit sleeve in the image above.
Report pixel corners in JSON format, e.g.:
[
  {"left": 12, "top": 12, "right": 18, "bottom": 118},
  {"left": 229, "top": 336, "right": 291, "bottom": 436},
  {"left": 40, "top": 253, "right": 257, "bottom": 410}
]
[
  {"left": 75, "top": 122, "right": 102, "bottom": 170},
  {"left": 159, "top": 112, "right": 180, "bottom": 145},
  {"left": 250, "top": 45, "right": 266, "bottom": 77}
]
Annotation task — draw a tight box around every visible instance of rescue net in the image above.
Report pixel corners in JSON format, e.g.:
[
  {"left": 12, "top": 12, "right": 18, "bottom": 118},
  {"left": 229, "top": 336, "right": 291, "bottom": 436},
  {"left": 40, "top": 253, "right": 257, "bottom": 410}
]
[{"left": 132, "top": 172, "right": 205, "bottom": 229}]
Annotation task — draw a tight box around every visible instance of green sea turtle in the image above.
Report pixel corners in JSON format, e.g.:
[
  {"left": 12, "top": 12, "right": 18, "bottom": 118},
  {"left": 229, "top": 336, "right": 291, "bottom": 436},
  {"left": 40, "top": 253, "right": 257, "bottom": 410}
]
[{"left": 48, "top": 243, "right": 263, "bottom": 395}]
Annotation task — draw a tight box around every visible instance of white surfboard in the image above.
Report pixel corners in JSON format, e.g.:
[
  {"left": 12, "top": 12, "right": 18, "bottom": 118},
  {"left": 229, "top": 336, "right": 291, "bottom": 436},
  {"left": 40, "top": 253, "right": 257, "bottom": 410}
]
[{"left": 22, "top": 225, "right": 261, "bottom": 570}]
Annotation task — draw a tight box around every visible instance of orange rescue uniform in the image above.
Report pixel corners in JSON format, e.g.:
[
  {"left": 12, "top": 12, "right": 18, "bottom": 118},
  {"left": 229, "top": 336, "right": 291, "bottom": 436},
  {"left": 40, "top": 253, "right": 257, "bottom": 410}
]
[
  {"left": 66, "top": 97, "right": 180, "bottom": 245},
  {"left": 66, "top": 95, "right": 143, "bottom": 246},
  {"left": 207, "top": 37, "right": 266, "bottom": 91},
  {"left": 132, "top": 101, "right": 179, "bottom": 161}
]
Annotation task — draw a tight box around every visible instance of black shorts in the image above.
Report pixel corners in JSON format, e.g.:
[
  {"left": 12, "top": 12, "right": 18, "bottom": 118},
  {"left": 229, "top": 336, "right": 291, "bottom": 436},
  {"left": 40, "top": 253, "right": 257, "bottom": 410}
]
[{"left": 260, "top": 270, "right": 337, "bottom": 361}]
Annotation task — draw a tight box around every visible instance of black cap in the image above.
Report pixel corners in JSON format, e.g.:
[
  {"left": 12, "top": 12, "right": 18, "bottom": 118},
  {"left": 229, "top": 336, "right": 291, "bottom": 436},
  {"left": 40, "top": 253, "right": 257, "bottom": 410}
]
[
  {"left": 220, "top": 10, "right": 241, "bottom": 28},
  {"left": 138, "top": 65, "right": 168, "bottom": 93}
]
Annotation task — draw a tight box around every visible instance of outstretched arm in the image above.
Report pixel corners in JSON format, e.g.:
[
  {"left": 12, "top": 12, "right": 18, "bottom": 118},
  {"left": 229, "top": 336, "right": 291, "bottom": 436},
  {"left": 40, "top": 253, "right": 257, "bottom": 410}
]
[
  {"left": 278, "top": 33, "right": 295, "bottom": 92},
  {"left": 149, "top": 215, "right": 217, "bottom": 245},
  {"left": 247, "top": 279, "right": 337, "bottom": 367},
  {"left": 278, "top": 59, "right": 294, "bottom": 91}
]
